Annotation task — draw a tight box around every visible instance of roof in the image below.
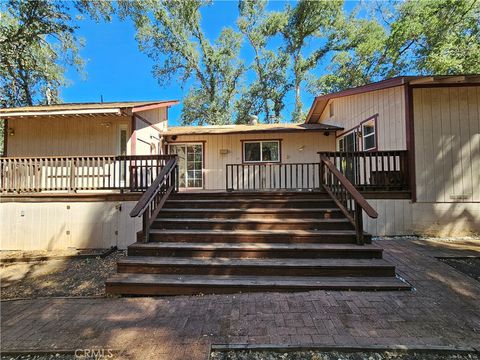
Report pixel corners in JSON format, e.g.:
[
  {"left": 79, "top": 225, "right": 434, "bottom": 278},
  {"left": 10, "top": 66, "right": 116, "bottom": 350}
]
[
  {"left": 305, "top": 75, "right": 480, "bottom": 123},
  {"left": 0, "top": 100, "right": 179, "bottom": 118},
  {"left": 164, "top": 123, "right": 342, "bottom": 136}
]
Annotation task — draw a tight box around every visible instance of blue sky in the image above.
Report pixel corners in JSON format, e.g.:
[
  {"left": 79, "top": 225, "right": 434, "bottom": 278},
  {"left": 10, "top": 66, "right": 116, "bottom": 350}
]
[{"left": 62, "top": 1, "right": 359, "bottom": 126}]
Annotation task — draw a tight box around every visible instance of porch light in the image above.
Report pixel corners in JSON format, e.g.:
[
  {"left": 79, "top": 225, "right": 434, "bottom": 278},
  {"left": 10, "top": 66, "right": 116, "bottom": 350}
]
[
  {"left": 8, "top": 128, "right": 14, "bottom": 136},
  {"left": 297, "top": 145, "right": 305, "bottom": 151},
  {"left": 100, "top": 122, "right": 112, "bottom": 128}
]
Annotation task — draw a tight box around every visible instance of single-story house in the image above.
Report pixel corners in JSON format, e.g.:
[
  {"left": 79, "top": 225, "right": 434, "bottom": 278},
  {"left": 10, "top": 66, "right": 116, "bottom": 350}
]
[{"left": 0, "top": 75, "right": 478, "bottom": 251}]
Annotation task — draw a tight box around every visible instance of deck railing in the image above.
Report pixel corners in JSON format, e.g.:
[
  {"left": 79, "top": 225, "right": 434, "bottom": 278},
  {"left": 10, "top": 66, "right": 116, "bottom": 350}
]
[
  {"left": 226, "top": 163, "right": 322, "bottom": 191},
  {"left": 0, "top": 154, "right": 177, "bottom": 193},
  {"left": 318, "top": 151, "right": 409, "bottom": 191},
  {"left": 130, "top": 157, "right": 178, "bottom": 242},
  {"left": 320, "top": 154, "right": 378, "bottom": 245}
]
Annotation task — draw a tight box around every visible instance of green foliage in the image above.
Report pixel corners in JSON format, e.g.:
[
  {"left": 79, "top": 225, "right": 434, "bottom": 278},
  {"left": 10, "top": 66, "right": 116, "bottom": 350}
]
[
  {"left": 0, "top": 0, "right": 82, "bottom": 106},
  {"left": 0, "top": 0, "right": 113, "bottom": 107},
  {"left": 312, "top": 0, "right": 480, "bottom": 94},
  {"left": 235, "top": 0, "right": 290, "bottom": 124},
  {"left": 125, "top": 0, "right": 244, "bottom": 125}
]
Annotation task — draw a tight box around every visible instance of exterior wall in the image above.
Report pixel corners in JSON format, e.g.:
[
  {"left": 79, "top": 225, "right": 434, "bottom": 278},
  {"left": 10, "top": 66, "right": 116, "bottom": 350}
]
[
  {"left": 6, "top": 115, "right": 130, "bottom": 157},
  {"left": 0, "top": 200, "right": 141, "bottom": 250},
  {"left": 363, "top": 200, "right": 479, "bottom": 237},
  {"left": 132, "top": 108, "right": 168, "bottom": 155},
  {"left": 166, "top": 131, "right": 336, "bottom": 190},
  {"left": 413, "top": 86, "right": 480, "bottom": 203},
  {"left": 319, "top": 86, "right": 407, "bottom": 150}
]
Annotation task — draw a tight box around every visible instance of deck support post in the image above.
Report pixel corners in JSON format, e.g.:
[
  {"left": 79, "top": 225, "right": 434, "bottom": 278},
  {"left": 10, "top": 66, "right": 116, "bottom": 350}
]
[
  {"left": 143, "top": 213, "right": 150, "bottom": 243},
  {"left": 355, "top": 203, "right": 364, "bottom": 246}
]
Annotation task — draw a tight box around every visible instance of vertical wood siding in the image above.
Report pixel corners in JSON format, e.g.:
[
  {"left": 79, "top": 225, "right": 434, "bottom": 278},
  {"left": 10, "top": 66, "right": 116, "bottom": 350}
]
[
  {"left": 167, "top": 132, "right": 336, "bottom": 190},
  {"left": 0, "top": 201, "right": 141, "bottom": 250},
  {"left": 6, "top": 115, "right": 130, "bottom": 156},
  {"left": 413, "top": 86, "right": 480, "bottom": 202},
  {"left": 318, "top": 86, "right": 407, "bottom": 150}
]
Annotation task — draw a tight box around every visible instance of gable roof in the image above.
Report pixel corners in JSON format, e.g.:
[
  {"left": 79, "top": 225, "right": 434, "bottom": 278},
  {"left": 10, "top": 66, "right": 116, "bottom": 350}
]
[
  {"left": 0, "top": 100, "right": 179, "bottom": 118},
  {"left": 305, "top": 75, "right": 480, "bottom": 123},
  {"left": 164, "top": 123, "right": 341, "bottom": 136}
]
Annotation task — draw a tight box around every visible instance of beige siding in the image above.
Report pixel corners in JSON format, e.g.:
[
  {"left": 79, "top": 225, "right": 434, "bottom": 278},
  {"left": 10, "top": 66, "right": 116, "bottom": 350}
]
[
  {"left": 6, "top": 115, "right": 130, "bottom": 157},
  {"left": 413, "top": 86, "right": 480, "bottom": 203},
  {"left": 319, "top": 86, "right": 406, "bottom": 150},
  {"left": 167, "top": 132, "right": 336, "bottom": 190},
  {"left": 133, "top": 109, "right": 168, "bottom": 155},
  {"left": 363, "top": 200, "right": 412, "bottom": 236},
  {"left": 0, "top": 201, "right": 140, "bottom": 250}
]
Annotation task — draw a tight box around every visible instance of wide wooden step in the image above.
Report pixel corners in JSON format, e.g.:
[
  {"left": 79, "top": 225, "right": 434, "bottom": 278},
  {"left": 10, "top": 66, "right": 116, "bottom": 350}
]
[
  {"left": 106, "top": 274, "right": 411, "bottom": 295},
  {"left": 145, "top": 229, "right": 368, "bottom": 244},
  {"left": 164, "top": 198, "right": 337, "bottom": 209},
  {"left": 116, "top": 257, "right": 395, "bottom": 277},
  {"left": 127, "top": 242, "right": 383, "bottom": 259},
  {"left": 170, "top": 191, "right": 330, "bottom": 200},
  {"left": 157, "top": 208, "right": 345, "bottom": 220},
  {"left": 151, "top": 218, "right": 353, "bottom": 231}
]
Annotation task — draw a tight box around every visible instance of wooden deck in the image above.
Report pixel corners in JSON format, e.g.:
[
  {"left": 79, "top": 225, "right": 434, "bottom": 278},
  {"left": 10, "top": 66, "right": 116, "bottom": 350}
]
[{"left": 106, "top": 192, "right": 409, "bottom": 295}]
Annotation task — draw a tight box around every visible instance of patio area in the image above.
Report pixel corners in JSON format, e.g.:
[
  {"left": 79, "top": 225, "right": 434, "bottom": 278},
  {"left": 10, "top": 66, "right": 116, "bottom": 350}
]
[{"left": 1, "top": 237, "right": 479, "bottom": 359}]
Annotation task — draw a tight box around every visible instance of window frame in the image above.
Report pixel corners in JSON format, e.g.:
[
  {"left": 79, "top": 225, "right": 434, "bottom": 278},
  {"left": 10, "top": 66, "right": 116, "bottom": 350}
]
[
  {"left": 361, "top": 117, "right": 377, "bottom": 151},
  {"left": 242, "top": 139, "right": 281, "bottom": 163}
]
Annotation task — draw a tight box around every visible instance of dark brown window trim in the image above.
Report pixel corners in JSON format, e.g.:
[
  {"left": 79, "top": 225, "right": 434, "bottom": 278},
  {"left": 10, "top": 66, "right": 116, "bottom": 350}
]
[{"left": 241, "top": 139, "right": 282, "bottom": 164}]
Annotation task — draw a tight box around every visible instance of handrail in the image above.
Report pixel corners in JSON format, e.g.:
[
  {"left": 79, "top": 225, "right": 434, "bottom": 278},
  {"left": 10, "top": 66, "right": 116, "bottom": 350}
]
[
  {"left": 130, "top": 157, "right": 178, "bottom": 242},
  {"left": 320, "top": 154, "right": 377, "bottom": 245}
]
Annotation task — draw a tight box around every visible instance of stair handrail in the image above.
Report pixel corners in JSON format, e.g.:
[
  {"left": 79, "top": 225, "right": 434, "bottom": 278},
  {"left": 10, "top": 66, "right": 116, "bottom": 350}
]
[
  {"left": 319, "top": 154, "right": 378, "bottom": 245},
  {"left": 130, "top": 157, "right": 178, "bottom": 242}
]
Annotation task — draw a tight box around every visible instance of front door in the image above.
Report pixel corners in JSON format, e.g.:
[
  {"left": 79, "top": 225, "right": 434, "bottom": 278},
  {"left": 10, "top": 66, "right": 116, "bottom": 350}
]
[{"left": 169, "top": 143, "right": 204, "bottom": 189}]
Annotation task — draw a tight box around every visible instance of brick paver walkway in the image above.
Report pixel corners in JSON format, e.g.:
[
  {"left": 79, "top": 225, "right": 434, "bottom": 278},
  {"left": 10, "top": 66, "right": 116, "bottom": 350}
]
[{"left": 1, "top": 239, "right": 480, "bottom": 359}]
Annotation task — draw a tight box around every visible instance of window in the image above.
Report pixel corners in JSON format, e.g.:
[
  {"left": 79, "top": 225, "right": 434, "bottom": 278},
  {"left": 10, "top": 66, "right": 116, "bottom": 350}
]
[
  {"left": 329, "top": 102, "right": 334, "bottom": 117},
  {"left": 243, "top": 140, "right": 280, "bottom": 162},
  {"left": 362, "top": 119, "right": 376, "bottom": 151}
]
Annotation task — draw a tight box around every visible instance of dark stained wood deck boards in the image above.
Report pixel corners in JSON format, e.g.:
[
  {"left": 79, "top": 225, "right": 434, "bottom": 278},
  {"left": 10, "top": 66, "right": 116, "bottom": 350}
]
[
  {"left": 126, "top": 246, "right": 381, "bottom": 259},
  {"left": 106, "top": 274, "right": 410, "bottom": 295},
  {"left": 116, "top": 257, "right": 395, "bottom": 277},
  {"left": 106, "top": 191, "right": 408, "bottom": 295}
]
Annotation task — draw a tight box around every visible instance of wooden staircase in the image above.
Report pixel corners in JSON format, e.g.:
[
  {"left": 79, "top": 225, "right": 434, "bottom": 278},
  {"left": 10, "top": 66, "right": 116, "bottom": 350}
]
[{"left": 106, "top": 192, "right": 410, "bottom": 295}]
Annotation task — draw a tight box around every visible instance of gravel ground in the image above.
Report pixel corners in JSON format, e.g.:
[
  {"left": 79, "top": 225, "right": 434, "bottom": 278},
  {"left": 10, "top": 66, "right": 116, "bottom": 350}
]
[
  {"left": 0, "top": 251, "right": 125, "bottom": 299},
  {"left": 0, "top": 249, "right": 108, "bottom": 261},
  {"left": 210, "top": 350, "right": 480, "bottom": 360},
  {"left": 1, "top": 354, "right": 125, "bottom": 360},
  {"left": 439, "top": 257, "right": 480, "bottom": 282}
]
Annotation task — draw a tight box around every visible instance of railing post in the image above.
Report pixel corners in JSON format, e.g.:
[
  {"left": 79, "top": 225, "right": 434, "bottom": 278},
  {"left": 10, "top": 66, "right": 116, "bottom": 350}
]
[
  {"left": 355, "top": 202, "right": 364, "bottom": 245},
  {"left": 69, "top": 159, "right": 76, "bottom": 193},
  {"left": 143, "top": 213, "right": 150, "bottom": 243}
]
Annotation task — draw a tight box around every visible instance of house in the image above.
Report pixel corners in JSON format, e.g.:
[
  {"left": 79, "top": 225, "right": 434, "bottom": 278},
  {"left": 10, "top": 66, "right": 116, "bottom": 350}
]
[
  {"left": 306, "top": 75, "right": 479, "bottom": 236},
  {"left": 1, "top": 75, "right": 478, "bottom": 253}
]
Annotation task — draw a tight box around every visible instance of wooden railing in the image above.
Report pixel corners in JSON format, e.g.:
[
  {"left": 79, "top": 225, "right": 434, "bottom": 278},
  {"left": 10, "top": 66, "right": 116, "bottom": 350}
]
[
  {"left": 129, "top": 157, "right": 178, "bottom": 242},
  {"left": 226, "top": 163, "right": 322, "bottom": 191},
  {"left": 320, "top": 154, "right": 378, "bottom": 245},
  {"left": 0, "top": 155, "right": 177, "bottom": 193},
  {"left": 318, "top": 151, "right": 409, "bottom": 191}
]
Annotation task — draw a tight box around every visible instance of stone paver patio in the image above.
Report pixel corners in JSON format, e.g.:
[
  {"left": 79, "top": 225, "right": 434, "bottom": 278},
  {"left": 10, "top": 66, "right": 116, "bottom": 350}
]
[{"left": 1, "top": 238, "right": 480, "bottom": 360}]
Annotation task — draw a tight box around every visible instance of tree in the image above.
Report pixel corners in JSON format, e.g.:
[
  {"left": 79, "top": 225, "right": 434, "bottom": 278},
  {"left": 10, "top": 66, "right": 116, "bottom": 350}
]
[
  {"left": 312, "top": 0, "right": 480, "bottom": 94},
  {"left": 235, "top": 0, "right": 290, "bottom": 124},
  {"left": 266, "top": 0, "right": 345, "bottom": 121},
  {"left": 1, "top": 0, "right": 81, "bottom": 107},
  {"left": 126, "top": 0, "right": 244, "bottom": 125}
]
